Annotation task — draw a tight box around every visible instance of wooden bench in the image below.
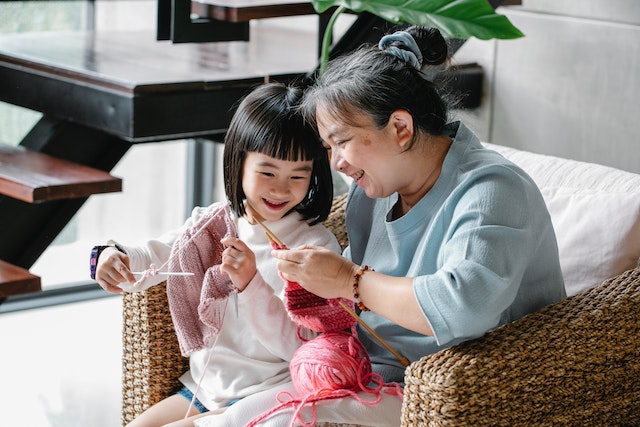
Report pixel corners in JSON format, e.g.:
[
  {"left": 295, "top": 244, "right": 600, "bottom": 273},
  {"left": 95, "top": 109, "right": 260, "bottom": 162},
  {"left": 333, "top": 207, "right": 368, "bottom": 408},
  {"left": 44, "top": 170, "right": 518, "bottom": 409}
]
[
  {"left": 0, "top": 259, "right": 41, "bottom": 298},
  {"left": 0, "top": 143, "right": 122, "bottom": 204}
]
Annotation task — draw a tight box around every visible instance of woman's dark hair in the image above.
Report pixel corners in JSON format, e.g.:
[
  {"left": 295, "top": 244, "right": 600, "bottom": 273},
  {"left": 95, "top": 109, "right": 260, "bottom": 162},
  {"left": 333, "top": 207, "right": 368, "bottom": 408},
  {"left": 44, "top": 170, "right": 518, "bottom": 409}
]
[
  {"left": 301, "top": 26, "right": 450, "bottom": 151},
  {"left": 223, "top": 82, "right": 333, "bottom": 224}
]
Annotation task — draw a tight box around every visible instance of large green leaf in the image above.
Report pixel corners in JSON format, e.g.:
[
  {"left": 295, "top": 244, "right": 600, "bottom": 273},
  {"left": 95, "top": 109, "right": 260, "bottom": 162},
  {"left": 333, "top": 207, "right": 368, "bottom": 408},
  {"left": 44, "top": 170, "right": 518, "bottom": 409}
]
[{"left": 311, "top": 0, "right": 524, "bottom": 40}]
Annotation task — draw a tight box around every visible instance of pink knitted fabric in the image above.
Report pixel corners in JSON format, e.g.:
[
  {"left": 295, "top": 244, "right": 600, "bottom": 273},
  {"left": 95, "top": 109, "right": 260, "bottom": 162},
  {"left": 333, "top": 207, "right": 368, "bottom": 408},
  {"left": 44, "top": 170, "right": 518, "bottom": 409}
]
[
  {"left": 269, "top": 240, "right": 356, "bottom": 333},
  {"left": 167, "top": 203, "right": 237, "bottom": 356},
  {"left": 284, "top": 280, "right": 356, "bottom": 333}
]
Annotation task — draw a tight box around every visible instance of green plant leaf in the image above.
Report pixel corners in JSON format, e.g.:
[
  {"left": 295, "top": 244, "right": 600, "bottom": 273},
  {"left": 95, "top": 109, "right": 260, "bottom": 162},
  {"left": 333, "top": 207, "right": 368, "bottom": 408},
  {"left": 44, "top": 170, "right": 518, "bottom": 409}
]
[{"left": 311, "top": 0, "right": 524, "bottom": 40}]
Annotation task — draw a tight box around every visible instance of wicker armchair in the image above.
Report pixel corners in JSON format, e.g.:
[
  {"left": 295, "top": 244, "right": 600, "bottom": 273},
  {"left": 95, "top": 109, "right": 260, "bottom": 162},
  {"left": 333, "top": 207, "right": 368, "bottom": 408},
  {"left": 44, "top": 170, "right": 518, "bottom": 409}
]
[{"left": 122, "top": 192, "right": 640, "bottom": 426}]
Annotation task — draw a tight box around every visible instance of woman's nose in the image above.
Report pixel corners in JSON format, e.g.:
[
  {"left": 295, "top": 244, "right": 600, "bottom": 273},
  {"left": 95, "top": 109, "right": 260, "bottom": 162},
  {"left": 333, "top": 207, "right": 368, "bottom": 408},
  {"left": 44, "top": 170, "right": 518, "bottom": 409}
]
[{"left": 333, "top": 155, "right": 347, "bottom": 172}]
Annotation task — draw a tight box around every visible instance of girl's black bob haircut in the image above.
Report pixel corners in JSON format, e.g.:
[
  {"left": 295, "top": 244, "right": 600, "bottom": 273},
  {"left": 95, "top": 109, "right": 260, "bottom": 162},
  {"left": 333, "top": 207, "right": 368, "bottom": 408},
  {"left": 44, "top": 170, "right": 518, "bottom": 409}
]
[{"left": 223, "top": 82, "right": 333, "bottom": 225}]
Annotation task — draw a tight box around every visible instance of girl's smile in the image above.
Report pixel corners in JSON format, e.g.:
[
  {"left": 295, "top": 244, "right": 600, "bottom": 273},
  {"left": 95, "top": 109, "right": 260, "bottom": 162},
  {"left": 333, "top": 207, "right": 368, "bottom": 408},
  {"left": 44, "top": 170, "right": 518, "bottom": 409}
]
[{"left": 242, "top": 152, "right": 313, "bottom": 222}]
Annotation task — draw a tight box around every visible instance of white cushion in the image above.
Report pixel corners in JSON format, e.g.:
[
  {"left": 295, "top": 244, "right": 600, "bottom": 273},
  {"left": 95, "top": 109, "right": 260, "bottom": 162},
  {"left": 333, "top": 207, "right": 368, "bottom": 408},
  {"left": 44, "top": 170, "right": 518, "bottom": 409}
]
[{"left": 484, "top": 143, "right": 640, "bottom": 296}]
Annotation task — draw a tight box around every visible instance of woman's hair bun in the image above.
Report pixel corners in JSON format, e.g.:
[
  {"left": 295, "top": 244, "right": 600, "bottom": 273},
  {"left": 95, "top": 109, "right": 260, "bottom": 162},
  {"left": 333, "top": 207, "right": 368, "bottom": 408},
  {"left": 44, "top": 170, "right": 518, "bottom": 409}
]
[{"left": 406, "top": 26, "right": 448, "bottom": 66}]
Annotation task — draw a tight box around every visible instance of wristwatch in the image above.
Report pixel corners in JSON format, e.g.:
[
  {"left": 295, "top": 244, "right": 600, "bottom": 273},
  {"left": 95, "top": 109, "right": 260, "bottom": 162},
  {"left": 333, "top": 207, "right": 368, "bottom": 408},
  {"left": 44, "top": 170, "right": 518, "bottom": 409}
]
[{"left": 90, "top": 241, "right": 125, "bottom": 280}]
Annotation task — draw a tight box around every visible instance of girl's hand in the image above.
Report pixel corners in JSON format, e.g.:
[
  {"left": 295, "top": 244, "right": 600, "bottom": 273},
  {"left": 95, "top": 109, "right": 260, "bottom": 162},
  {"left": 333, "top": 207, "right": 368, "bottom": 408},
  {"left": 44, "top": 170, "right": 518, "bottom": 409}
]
[
  {"left": 220, "top": 236, "right": 257, "bottom": 292},
  {"left": 271, "top": 246, "right": 356, "bottom": 300},
  {"left": 95, "top": 247, "right": 135, "bottom": 293}
]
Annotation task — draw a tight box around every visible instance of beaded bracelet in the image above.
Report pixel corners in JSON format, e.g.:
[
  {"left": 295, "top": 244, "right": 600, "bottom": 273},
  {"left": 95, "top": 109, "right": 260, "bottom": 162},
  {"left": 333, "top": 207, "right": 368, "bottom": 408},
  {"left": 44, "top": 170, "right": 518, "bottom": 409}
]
[{"left": 352, "top": 265, "right": 373, "bottom": 312}]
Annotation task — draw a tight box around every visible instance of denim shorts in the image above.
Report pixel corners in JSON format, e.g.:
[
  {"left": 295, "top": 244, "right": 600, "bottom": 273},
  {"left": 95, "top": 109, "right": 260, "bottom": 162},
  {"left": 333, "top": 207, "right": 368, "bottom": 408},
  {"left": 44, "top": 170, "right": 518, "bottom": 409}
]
[
  {"left": 177, "top": 386, "right": 209, "bottom": 414},
  {"left": 177, "top": 386, "right": 240, "bottom": 413}
]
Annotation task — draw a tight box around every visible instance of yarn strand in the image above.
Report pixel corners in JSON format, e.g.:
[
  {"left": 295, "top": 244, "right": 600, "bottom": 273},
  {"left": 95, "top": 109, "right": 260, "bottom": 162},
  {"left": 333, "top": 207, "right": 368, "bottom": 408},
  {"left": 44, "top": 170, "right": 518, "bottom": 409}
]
[
  {"left": 245, "top": 331, "right": 403, "bottom": 427},
  {"left": 131, "top": 205, "right": 233, "bottom": 288},
  {"left": 184, "top": 299, "right": 228, "bottom": 418}
]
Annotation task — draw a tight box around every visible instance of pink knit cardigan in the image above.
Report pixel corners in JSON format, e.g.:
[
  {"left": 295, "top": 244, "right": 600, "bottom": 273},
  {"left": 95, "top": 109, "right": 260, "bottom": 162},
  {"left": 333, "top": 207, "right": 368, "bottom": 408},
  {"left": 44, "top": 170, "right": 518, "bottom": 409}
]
[{"left": 166, "top": 203, "right": 237, "bottom": 356}]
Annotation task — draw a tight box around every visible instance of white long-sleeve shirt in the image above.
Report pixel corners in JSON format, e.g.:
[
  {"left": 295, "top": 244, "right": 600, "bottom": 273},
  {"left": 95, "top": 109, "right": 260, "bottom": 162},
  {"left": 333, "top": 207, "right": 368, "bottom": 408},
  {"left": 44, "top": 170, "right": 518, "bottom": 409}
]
[{"left": 115, "top": 203, "right": 340, "bottom": 410}]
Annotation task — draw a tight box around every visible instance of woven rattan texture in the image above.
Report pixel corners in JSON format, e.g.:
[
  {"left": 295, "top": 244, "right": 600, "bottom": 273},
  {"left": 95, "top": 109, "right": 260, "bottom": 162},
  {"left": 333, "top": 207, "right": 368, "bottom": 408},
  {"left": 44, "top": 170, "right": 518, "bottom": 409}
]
[
  {"left": 122, "top": 283, "right": 189, "bottom": 425},
  {"left": 324, "top": 192, "right": 348, "bottom": 251},
  {"left": 401, "top": 266, "right": 640, "bottom": 427}
]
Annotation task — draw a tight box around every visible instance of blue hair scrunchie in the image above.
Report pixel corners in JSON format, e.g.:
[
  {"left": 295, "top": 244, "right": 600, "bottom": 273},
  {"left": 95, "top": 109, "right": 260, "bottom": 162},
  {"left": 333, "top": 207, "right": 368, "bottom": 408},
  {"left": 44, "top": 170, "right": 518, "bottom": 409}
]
[{"left": 378, "top": 31, "right": 423, "bottom": 70}]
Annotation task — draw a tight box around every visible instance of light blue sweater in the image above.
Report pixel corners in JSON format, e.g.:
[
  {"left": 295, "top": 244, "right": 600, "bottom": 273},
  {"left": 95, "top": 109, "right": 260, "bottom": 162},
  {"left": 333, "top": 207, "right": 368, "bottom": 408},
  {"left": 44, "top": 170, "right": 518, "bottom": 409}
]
[{"left": 344, "top": 122, "right": 566, "bottom": 383}]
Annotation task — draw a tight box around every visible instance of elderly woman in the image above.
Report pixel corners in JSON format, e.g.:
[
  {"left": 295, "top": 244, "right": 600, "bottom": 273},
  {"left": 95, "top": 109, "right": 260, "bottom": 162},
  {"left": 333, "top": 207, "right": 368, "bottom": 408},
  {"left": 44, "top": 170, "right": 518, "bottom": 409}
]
[{"left": 195, "top": 25, "right": 565, "bottom": 427}]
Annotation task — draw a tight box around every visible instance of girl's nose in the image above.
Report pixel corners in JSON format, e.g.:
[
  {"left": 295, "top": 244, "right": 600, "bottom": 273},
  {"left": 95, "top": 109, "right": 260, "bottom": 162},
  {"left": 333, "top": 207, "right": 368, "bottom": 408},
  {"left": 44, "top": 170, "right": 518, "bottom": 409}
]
[{"left": 271, "top": 178, "right": 289, "bottom": 194}]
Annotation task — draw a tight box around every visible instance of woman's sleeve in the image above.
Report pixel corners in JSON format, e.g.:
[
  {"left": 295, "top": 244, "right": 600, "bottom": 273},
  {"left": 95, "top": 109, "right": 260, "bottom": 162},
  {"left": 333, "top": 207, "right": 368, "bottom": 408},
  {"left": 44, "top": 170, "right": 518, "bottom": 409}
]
[{"left": 414, "top": 169, "right": 549, "bottom": 345}]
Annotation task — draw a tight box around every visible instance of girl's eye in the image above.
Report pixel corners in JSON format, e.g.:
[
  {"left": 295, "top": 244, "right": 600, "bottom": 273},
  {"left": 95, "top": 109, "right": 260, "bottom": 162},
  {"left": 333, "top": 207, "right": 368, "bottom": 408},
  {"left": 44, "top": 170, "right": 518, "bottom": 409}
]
[
  {"left": 335, "top": 140, "right": 346, "bottom": 147},
  {"left": 260, "top": 171, "right": 275, "bottom": 177}
]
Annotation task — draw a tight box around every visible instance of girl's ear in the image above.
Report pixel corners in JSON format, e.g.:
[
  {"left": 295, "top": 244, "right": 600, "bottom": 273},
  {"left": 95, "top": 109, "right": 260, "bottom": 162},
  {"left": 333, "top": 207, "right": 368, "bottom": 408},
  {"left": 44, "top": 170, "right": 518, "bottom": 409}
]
[{"left": 389, "top": 109, "right": 414, "bottom": 149}]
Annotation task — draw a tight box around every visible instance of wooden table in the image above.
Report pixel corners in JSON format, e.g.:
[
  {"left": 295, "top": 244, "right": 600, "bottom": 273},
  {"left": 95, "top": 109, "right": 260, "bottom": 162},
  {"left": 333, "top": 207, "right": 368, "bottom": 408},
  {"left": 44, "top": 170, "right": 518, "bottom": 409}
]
[
  {"left": 0, "top": 29, "right": 316, "bottom": 142},
  {"left": 0, "top": 26, "right": 317, "bottom": 269}
]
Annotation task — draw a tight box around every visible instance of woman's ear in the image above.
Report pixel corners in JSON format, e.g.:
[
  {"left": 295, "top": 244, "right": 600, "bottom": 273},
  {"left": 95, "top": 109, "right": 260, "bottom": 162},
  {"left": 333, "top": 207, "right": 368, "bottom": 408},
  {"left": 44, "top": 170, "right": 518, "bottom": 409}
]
[{"left": 389, "top": 109, "right": 414, "bottom": 148}]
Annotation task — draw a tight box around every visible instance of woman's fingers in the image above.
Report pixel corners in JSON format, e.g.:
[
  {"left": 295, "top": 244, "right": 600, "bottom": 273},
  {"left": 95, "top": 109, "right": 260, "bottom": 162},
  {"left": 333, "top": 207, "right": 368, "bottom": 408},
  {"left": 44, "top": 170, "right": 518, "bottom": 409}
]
[{"left": 272, "top": 247, "right": 354, "bottom": 300}]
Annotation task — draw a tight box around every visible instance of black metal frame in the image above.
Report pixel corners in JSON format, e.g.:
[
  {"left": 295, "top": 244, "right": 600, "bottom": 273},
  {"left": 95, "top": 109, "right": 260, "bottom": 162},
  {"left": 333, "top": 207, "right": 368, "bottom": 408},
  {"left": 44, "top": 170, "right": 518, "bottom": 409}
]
[{"left": 157, "top": 0, "right": 249, "bottom": 43}]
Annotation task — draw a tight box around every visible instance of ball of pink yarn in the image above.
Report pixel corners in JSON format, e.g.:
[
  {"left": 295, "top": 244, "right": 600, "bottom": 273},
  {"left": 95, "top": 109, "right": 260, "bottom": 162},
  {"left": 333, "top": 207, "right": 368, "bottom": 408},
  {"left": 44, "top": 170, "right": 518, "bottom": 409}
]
[{"left": 290, "top": 331, "right": 371, "bottom": 395}]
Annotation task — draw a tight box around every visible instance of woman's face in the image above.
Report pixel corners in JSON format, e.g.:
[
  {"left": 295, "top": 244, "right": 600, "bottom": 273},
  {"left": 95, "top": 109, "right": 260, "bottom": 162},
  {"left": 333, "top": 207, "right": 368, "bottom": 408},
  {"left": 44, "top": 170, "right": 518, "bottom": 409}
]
[
  {"left": 242, "top": 151, "right": 313, "bottom": 222},
  {"left": 316, "top": 106, "right": 408, "bottom": 200}
]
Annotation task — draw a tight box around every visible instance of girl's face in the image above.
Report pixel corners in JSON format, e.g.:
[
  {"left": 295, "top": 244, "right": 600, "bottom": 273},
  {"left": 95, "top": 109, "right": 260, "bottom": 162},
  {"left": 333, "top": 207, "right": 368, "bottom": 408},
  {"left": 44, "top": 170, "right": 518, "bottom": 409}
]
[
  {"left": 242, "top": 151, "right": 313, "bottom": 222},
  {"left": 316, "top": 106, "right": 408, "bottom": 200}
]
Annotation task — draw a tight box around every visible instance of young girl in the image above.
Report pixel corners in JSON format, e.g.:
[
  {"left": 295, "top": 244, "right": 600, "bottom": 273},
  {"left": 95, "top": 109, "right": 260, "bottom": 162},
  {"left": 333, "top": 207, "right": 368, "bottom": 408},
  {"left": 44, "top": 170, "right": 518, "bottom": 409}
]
[{"left": 92, "top": 82, "right": 340, "bottom": 427}]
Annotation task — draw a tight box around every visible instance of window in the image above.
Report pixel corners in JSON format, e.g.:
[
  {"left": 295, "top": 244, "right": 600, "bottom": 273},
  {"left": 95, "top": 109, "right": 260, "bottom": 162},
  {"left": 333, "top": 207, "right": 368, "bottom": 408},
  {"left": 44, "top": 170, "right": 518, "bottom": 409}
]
[{"left": 0, "top": 1, "right": 191, "bottom": 292}]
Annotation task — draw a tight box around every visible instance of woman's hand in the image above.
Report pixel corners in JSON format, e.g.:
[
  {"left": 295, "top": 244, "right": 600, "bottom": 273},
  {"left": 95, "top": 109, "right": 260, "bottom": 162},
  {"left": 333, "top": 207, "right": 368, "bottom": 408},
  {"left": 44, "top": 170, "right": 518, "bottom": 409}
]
[
  {"left": 271, "top": 246, "right": 356, "bottom": 300},
  {"left": 95, "top": 247, "right": 134, "bottom": 293},
  {"left": 220, "top": 236, "right": 257, "bottom": 292}
]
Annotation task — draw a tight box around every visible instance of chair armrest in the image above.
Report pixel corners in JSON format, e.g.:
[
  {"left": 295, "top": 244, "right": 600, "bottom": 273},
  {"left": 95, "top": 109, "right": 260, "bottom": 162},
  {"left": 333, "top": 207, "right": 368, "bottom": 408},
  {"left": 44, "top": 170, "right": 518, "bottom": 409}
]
[
  {"left": 324, "top": 192, "right": 349, "bottom": 251},
  {"left": 401, "top": 267, "right": 640, "bottom": 426},
  {"left": 121, "top": 282, "right": 189, "bottom": 425}
]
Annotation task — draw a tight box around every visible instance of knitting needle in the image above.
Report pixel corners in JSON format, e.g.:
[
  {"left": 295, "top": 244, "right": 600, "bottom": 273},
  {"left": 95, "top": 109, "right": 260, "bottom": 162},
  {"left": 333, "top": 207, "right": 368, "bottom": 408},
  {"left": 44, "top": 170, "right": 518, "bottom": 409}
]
[
  {"left": 252, "top": 215, "right": 284, "bottom": 247},
  {"left": 254, "top": 216, "right": 410, "bottom": 367},
  {"left": 337, "top": 300, "right": 410, "bottom": 367},
  {"left": 131, "top": 271, "right": 195, "bottom": 276}
]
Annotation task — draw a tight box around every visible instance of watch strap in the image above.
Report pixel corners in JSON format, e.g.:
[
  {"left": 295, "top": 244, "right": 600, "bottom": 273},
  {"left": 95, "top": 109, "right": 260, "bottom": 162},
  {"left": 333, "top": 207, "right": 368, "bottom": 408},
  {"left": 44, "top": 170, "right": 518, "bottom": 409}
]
[{"left": 90, "top": 243, "right": 125, "bottom": 280}]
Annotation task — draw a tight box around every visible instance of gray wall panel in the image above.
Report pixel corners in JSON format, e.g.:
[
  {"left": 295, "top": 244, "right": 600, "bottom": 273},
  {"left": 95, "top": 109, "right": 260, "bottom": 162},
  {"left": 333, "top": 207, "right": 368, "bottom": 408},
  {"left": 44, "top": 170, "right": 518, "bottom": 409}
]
[{"left": 486, "top": 7, "right": 640, "bottom": 173}]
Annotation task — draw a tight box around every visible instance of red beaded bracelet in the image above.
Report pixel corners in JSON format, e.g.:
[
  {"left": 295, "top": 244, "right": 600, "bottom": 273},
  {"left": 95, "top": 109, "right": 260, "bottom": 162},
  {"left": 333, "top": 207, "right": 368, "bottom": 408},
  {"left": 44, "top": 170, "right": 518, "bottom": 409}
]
[{"left": 352, "top": 265, "right": 373, "bottom": 312}]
